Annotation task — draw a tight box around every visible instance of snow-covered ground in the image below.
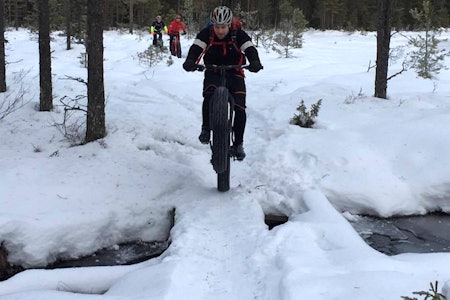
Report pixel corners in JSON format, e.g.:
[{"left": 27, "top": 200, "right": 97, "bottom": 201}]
[{"left": 1, "top": 28, "right": 450, "bottom": 299}]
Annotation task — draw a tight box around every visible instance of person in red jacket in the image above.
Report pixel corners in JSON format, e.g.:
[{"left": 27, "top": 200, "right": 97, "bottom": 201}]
[{"left": 168, "top": 15, "right": 187, "bottom": 55}]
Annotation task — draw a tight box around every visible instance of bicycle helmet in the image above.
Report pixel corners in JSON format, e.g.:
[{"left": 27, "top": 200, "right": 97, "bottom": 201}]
[{"left": 210, "top": 6, "right": 233, "bottom": 25}]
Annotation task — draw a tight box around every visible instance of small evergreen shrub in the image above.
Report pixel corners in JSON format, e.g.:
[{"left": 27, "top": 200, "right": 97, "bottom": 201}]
[
  {"left": 401, "top": 281, "right": 447, "bottom": 300},
  {"left": 290, "top": 99, "right": 322, "bottom": 128},
  {"left": 137, "top": 46, "right": 167, "bottom": 67}
]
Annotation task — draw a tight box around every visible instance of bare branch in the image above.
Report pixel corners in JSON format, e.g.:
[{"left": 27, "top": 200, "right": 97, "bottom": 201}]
[
  {"left": 61, "top": 75, "right": 87, "bottom": 85},
  {"left": 51, "top": 95, "right": 87, "bottom": 146},
  {"left": 0, "top": 69, "right": 31, "bottom": 120},
  {"left": 367, "top": 60, "right": 376, "bottom": 72},
  {"left": 387, "top": 61, "right": 407, "bottom": 81}
]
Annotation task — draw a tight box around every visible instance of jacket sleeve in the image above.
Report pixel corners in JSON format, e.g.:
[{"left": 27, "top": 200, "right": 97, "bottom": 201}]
[
  {"left": 185, "top": 28, "right": 210, "bottom": 62},
  {"left": 238, "top": 30, "right": 261, "bottom": 63},
  {"left": 150, "top": 21, "right": 155, "bottom": 34},
  {"left": 244, "top": 46, "right": 260, "bottom": 63},
  {"left": 185, "top": 45, "right": 203, "bottom": 62}
]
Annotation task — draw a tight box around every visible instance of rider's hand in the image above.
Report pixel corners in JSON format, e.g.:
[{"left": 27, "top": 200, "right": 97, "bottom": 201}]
[
  {"left": 183, "top": 60, "right": 197, "bottom": 72},
  {"left": 248, "top": 61, "right": 263, "bottom": 73},
  {"left": 182, "top": 31, "right": 187, "bottom": 35}
]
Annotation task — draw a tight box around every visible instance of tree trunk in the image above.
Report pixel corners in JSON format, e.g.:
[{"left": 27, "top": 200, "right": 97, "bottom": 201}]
[
  {"left": 14, "top": 0, "right": 18, "bottom": 29},
  {"left": 0, "top": 0, "right": 6, "bottom": 92},
  {"left": 65, "top": 0, "right": 71, "bottom": 50},
  {"left": 129, "top": 0, "right": 133, "bottom": 34},
  {"left": 374, "top": 0, "right": 392, "bottom": 99},
  {"left": 38, "top": 0, "right": 53, "bottom": 111},
  {"left": 85, "top": 0, "right": 106, "bottom": 143}
]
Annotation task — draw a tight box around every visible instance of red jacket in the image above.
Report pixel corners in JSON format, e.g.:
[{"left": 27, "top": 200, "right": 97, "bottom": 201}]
[{"left": 168, "top": 20, "right": 187, "bottom": 35}]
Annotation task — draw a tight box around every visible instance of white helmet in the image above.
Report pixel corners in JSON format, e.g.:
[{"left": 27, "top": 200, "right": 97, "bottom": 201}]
[{"left": 210, "top": 6, "right": 233, "bottom": 25}]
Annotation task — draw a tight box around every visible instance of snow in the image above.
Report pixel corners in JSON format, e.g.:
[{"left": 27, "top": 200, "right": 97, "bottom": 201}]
[{"left": 1, "top": 28, "right": 450, "bottom": 299}]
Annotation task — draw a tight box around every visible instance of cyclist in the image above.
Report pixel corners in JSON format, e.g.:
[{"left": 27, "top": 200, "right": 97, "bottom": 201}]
[
  {"left": 168, "top": 14, "right": 187, "bottom": 55},
  {"left": 183, "top": 6, "right": 262, "bottom": 161},
  {"left": 150, "top": 15, "right": 168, "bottom": 47}
]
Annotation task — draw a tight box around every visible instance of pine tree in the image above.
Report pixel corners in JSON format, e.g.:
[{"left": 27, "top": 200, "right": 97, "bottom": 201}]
[
  {"left": 408, "top": 0, "right": 450, "bottom": 79},
  {"left": 272, "top": 0, "right": 307, "bottom": 57}
]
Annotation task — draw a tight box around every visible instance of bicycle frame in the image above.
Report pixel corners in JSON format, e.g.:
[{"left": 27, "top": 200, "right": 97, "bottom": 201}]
[{"left": 170, "top": 34, "right": 182, "bottom": 58}]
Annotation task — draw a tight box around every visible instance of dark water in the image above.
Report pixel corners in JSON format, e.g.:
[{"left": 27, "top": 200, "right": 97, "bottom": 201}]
[
  {"left": 266, "top": 212, "right": 450, "bottom": 255},
  {"left": 0, "top": 240, "right": 169, "bottom": 281},
  {"left": 46, "top": 240, "right": 169, "bottom": 269},
  {"left": 348, "top": 212, "right": 450, "bottom": 255},
  {"left": 0, "top": 209, "right": 176, "bottom": 281}
]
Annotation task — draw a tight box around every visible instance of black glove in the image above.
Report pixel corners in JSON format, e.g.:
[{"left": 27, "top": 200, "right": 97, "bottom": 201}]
[
  {"left": 183, "top": 60, "right": 196, "bottom": 72},
  {"left": 182, "top": 31, "right": 187, "bottom": 35},
  {"left": 248, "top": 61, "right": 263, "bottom": 73}
]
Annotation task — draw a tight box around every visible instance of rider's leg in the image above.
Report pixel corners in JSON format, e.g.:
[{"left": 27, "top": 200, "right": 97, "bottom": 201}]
[
  {"left": 198, "top": 96, "right": 211, "bottom": 144},
  {"left": 152, "top": 34, "right": 157, "bottom": 46},
  {"left": 199, "top": 74, "right": 220, "bottom": 144},
  {"left": 232, "top": 100, "right": 247, "bottom": 161},
  {"left": 202, "top": 96, "right": 210, "bottom": 129},
  {"left": 233, "top": 105, "right": 246, "bottom": 146},
  {"left": 230, "top": 75, "right": 247, "bottom": 160}
]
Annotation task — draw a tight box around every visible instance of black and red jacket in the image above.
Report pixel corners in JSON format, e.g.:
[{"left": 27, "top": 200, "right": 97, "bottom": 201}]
[{"left": 186, "top": 26, "right": 261, "bottom": 74}]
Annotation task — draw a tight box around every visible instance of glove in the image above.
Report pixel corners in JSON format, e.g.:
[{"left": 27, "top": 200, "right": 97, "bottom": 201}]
[
  {"left": 248, "top": 61, "right": 263, "bottom": 73},
  {"left": 182, "top": 31, "right": 187, "bottom": 35},
  {"left": 183, "top": 60, "right": 196, "bottom": 72}
]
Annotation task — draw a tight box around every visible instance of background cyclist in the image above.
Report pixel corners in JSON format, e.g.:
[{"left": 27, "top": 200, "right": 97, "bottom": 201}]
[
  {"left": 150, "top": 15, "right": 168, "bottom": 47},
  {"left": 168, "top": 14, "right": 187, "bottom": 54}
]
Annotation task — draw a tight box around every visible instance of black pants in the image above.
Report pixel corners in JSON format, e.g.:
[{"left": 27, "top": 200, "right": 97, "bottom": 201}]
[
  {"left": 202, "top": 71, "right": 246, "bottom": 145},
  {"left": 152, "top": 32, "right": 162, "bottom": 46}
]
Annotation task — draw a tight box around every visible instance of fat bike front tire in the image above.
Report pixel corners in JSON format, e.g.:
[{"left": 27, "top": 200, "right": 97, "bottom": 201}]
[
  {"left": 217, "top": 165, "right": 230, "bottom": 192},
  {"left": 210, "top": 87, "right": 231, "bottom": 192}
]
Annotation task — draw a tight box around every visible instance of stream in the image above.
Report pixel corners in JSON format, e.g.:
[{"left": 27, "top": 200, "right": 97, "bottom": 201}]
[
  {"left": 2, "top": 212, "right": 450, "bottom": 282},
  {"left": 348, "top": 212, "right": 450, "bottom": 255}
]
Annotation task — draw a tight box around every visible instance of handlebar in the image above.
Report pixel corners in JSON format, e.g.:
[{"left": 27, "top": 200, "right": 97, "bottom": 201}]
[{"left": 195, "top": 64, "right": 249, "bottom": 72}]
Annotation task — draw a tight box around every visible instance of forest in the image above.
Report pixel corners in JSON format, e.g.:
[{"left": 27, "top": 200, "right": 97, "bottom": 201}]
[{"left": 3, "top": 0, "right": 450, "bottom": 34}]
